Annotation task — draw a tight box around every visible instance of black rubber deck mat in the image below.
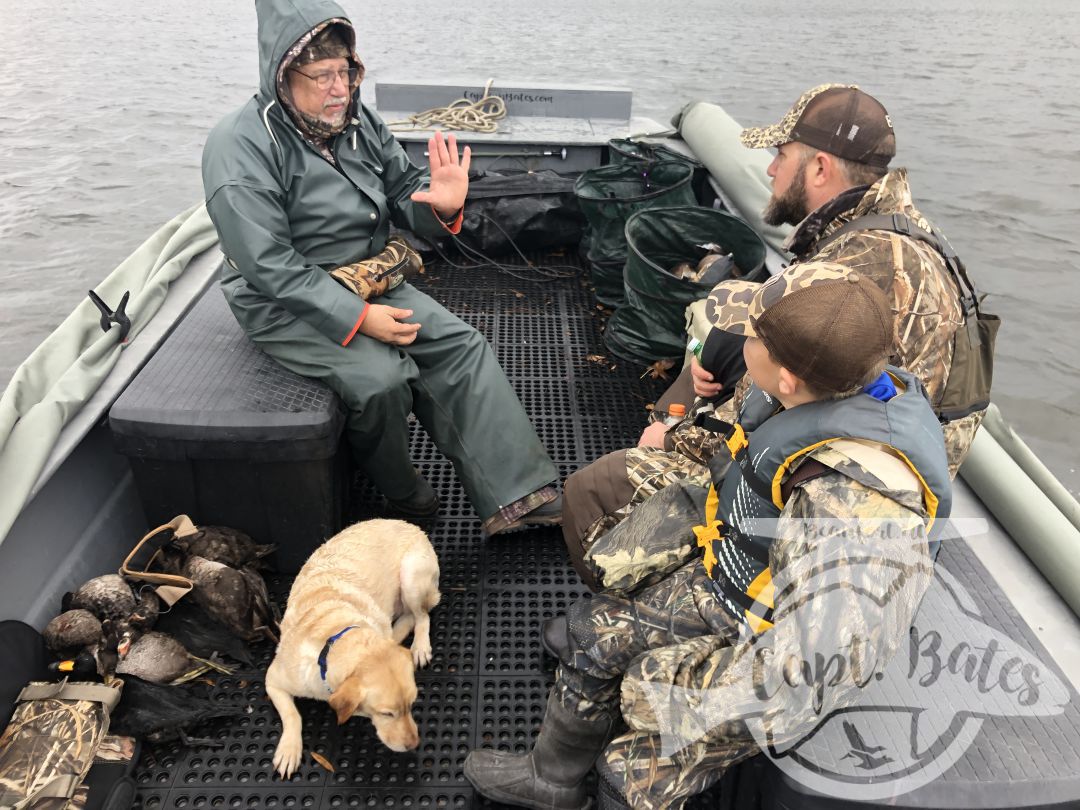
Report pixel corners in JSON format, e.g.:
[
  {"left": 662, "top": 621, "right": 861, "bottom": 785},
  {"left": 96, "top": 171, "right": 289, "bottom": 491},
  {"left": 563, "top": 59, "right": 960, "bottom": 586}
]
[
  {"left": 130, "top": 253, "right": 1080, "bottom": 810},
  {"left": 130, "top": 253, "right": 670, "bottom": 810}
]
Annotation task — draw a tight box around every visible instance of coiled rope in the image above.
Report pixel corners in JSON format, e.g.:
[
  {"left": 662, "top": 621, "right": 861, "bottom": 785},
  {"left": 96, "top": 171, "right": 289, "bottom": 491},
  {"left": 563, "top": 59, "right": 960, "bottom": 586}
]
[{"left": 387, "top": 78, "right": 507, "bottom": 133}]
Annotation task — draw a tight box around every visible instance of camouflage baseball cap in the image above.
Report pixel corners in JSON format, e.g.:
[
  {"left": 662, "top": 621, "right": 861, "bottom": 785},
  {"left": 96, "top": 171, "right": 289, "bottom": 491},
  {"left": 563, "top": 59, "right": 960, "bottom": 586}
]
[
  {"left": 740, "top": 84, "right": 896, "bottom": 168},
  {"left": 706, "top": 261, "right": 894, "bottom": 393}
]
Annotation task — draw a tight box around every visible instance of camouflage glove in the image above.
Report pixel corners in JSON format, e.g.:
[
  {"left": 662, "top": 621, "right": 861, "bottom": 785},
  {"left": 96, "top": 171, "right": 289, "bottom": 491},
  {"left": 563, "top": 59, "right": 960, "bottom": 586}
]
[{"left": 329, "top": 236, "right": 423, "bottom": 299}]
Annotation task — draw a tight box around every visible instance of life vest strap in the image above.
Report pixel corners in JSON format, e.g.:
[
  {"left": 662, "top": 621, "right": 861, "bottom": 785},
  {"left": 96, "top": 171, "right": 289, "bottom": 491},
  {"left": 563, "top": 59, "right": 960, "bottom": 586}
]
[
  {"left": 780, "top": 457, "right": 831, "bottom": 502},
  {"left": 733, "top": 444, "right": 776, "bottom": 503}
]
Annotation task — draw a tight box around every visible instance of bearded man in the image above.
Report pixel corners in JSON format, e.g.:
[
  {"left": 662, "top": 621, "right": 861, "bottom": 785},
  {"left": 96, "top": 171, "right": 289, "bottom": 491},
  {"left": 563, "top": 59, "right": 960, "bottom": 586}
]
[{"left": 560, "top": 85, "right": 985, "bottom": 590}]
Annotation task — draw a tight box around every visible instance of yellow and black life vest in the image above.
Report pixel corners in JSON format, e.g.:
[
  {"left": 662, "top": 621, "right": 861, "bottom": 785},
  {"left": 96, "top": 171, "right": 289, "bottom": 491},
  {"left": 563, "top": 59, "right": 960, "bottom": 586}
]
[{"left": 693, "top": 366, "right": 952, "bottom": 634}]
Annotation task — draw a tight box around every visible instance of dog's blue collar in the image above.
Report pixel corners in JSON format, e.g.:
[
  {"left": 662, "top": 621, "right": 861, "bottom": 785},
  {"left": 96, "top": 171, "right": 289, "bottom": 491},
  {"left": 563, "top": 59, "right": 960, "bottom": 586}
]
[{"left": 319, "top": 626, "right": 359, "bottom": 688}]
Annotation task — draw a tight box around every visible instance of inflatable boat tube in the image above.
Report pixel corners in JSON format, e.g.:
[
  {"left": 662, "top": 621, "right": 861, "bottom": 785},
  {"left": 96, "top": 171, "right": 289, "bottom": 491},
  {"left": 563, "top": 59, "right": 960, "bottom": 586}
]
[
  {"left": 961, "top": 424, "right": 1080, "bottom": 617},
  {"left": 979, "top": 403, "right": 1080, "bottom": 533},
  {"left": 673, "top": 101, "right": 793, "bottom": 256}
]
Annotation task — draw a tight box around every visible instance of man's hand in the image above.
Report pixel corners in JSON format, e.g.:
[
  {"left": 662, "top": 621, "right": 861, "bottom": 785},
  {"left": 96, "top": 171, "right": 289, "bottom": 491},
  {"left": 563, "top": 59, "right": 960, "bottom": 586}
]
[
  {"left": 690, "top": 356, "right": 723, "bottom": 399},
  {"left": 358, "top": 304, "right": 421, "bottom": 345},
  {"left": 637, "top": 421, "right": 669, "bottom": 448},
  {"left": 410, "top": 131, "right": 471, "bottom": 218}
]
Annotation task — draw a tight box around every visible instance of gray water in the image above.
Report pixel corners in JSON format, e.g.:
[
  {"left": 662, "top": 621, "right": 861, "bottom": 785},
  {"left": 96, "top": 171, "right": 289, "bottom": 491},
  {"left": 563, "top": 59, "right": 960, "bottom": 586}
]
[{"left": 1, "top": 0, "right": 1078, "bottom": 494}]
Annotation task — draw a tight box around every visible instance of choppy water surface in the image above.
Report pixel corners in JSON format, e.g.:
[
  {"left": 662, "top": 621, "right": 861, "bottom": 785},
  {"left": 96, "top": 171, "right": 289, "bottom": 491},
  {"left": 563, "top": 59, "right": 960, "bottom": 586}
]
[{"left": 1, "top": 0, "right": 1078, "bottom": 492}]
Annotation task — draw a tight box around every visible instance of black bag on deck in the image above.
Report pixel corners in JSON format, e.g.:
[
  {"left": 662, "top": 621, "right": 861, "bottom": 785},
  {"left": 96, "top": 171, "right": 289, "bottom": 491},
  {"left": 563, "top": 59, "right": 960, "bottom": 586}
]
[
  {"left": 603, "top": 206, "right": 767, "bottom": 366},
  {"left": 574, "top": 161, "right": 697, "bottom": 308},
  {"left": 0, "top": 622, "right": 48, "bottom": 732},
  {"left": 456, "top": 170, "right": 585, "bottom": 256}
]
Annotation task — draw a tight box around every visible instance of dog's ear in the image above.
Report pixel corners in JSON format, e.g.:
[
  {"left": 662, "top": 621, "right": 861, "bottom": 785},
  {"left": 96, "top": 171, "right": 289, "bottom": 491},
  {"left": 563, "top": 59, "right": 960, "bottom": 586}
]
[{"left": 328, "top": 676, "right": 365, "bottom": 724}]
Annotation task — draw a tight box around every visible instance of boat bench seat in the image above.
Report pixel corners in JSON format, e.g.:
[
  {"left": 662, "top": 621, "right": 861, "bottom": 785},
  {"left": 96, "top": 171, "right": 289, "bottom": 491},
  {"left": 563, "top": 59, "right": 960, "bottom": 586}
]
[
  {"left": 109, "top": 283, "right": 350, "bottom": 573},
  {"left": 754, "top": 515, "right": 1080, "bottom": 808}
]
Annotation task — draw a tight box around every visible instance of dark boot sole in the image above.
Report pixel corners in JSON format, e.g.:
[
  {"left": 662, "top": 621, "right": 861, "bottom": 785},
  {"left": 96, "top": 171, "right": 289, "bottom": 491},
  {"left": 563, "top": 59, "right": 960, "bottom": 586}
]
[{"left": 464, "top": 765, "right": 589, "bottom": 810}]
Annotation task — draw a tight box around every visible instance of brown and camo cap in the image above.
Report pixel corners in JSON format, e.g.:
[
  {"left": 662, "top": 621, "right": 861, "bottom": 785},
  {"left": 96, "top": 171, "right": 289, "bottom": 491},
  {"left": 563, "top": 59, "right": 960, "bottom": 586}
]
[
  {"left": 740, "top": 84, "right": 896, "bottom": 168},
  {"left": 706, "top": 261, "right": 895, "bottom": 393}
]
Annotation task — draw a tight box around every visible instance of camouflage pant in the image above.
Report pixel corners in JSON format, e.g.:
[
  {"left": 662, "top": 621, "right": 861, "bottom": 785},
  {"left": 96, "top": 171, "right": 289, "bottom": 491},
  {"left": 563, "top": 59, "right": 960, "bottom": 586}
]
[
  {"left": 551, "top": 561, "right": 745, "bottom": 809},
  {"left": 562, "top": 366, "right": 706, "bottom": 588},
  {"left": 563, "top": 448, "right": 711, "bottom": 589},
  {"left": 600, "top": 726, "right": 758, "bottom": 810},
  {"left": 944, "top": 409, "right": 984, "bottom": 478}
]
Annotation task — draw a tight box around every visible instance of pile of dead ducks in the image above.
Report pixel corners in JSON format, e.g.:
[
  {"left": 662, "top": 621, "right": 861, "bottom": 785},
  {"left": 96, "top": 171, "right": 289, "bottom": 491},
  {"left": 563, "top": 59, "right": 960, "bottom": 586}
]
[
  {"left": 43, "top": 524, "right": 278, "bottom": 685},
  {"left": 40, "top": 524, "right": 281, "bottom": 745}
]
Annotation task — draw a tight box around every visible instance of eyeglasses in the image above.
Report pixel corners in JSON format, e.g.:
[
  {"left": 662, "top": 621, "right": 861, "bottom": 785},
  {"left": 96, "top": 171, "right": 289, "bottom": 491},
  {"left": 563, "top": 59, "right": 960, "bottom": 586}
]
[{"left": 289, "top": 66, "right": 360, "bottom": 91}]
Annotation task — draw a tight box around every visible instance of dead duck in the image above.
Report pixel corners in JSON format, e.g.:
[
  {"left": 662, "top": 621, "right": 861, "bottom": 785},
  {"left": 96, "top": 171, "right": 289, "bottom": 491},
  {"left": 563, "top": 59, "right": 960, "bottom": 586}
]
[
  {"left": 115, "top": 587, "right": 163, "bottom": 656},
  {"left": 62, "top": 573, "right": 162, "bottom": 656},
  {"left": 115, "top": 630, "right": 231, "bottom": 684},
  {"left": 110, "top": 675, "right": 247, "bottom": 747},
  {"left": 154, "top": 600, "right": 256, "bottom": 667},
  {"left": 63, "top": 574, "right": 136, "bottom": 623},
  {"left": 174, "top": 526, "right": 275, "bottom": 569},
  {"left": 43, "top": 608, "right": 103, "bottom": 654},
  {"left": 182, "top": 555, "right": 278, "bottom": 643},
  {"left": 44, "top": 612, "right": 119, "bottom": 678},
  {"left": 47, "top": 648, "right": 103, "bottom": 681}
]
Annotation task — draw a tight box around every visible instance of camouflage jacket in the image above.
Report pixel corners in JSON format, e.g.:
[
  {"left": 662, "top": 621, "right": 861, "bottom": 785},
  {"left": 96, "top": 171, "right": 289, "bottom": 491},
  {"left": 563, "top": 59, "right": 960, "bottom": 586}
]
[
  {"left": 666, "top": 169, "right": 982, "bottom": 477},
  {"left": 617, "top": 452, "right": 934, "bottom": 751}
]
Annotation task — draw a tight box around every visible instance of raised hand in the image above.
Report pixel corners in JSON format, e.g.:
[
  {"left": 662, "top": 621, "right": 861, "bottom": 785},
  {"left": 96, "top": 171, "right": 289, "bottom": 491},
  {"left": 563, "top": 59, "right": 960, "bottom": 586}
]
[{"left": 409, "top": 131, "right": 471, "bottom": 217}]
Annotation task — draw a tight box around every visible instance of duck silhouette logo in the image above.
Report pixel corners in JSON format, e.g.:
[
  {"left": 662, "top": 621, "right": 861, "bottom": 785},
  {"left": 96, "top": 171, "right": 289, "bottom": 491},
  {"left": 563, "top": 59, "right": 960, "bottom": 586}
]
[
  {"left": 639, "top": 519, "right": 1071, "bottom": 802},
  {"left": 839, "top": 720, "right": 893, "bottom": 770}
]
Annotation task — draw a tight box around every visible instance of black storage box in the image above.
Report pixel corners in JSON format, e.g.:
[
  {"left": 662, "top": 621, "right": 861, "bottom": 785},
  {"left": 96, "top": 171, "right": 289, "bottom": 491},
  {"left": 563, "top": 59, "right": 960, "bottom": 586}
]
[{"left": 110, "top": 285, "right": 350, "bottom": 573}]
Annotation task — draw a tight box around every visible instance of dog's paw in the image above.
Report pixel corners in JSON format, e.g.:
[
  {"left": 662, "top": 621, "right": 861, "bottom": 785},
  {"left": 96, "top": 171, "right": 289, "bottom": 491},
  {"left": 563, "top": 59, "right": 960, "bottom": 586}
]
[
  {"left": 412, "top": 637, "right": 432, "bottom": 668},
  {"left": 273, "top": 733, "right": 304, "bottom": 779}
]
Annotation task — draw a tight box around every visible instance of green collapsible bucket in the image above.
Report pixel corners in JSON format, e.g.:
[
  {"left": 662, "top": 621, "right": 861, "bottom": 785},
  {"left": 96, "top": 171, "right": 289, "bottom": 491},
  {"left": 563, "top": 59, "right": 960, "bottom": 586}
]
[
  {"left": 608, "top": 138, "right": 704, "bottom": 169},
  {"left": 603, "top": 206, "right": 768, "bottom": 366},
  {"left": 574, "top": 161, "right": 696, "bottom": 308},
  {"left": 607, "top": 137, "right": 709, "bottom": 201}
]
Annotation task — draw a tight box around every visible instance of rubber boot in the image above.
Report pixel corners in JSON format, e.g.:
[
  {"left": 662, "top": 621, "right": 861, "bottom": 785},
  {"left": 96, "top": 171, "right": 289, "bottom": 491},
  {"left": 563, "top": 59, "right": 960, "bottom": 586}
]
[
  {"left": 385, "top": 470, "right": 440, "bottom": 521},
  {"left": 541, "top": 614, "right": 569, "bottom": 661},
  {"left": 465, "top": 697, "right": 614, "bottom": 810}
]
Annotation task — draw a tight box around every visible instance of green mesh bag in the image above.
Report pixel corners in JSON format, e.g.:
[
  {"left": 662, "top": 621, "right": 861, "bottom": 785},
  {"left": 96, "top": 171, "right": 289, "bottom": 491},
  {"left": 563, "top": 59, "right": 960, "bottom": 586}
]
[
  {"left": 603, "top": 206, "right": 767, "bottom": 366},
  {"left": 574, "top": 161, "right": 696, "bottom": 308}
]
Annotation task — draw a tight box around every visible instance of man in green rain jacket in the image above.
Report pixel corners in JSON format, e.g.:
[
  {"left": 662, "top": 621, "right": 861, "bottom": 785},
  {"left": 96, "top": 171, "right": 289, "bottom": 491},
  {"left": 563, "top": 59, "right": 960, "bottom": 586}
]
[{"left": 201, "top": 0, "right": 559, "bottom": 534}]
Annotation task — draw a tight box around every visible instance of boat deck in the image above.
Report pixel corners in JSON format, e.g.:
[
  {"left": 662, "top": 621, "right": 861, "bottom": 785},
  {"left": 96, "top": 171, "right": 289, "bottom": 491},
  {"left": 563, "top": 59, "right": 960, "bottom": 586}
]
[{"left": 129, "top": 252, "right": 1080, "bottom": 810}]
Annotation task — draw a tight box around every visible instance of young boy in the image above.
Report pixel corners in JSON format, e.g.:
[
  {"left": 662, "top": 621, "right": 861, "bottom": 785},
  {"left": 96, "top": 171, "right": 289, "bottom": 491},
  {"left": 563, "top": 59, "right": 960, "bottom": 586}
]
[{"left": 465, "top": 261, "right": 952, "bottom": 810}]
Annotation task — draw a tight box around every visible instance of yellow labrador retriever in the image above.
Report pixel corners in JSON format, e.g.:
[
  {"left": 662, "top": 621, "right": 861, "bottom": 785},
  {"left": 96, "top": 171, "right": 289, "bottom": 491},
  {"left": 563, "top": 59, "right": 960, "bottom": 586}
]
[{"left": 266, "top": 519, "right": 440, "bottom": 778}]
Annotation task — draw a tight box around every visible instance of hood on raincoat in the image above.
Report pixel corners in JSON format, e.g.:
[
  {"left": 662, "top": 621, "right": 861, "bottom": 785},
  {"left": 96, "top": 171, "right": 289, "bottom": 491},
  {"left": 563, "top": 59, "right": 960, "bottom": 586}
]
[{"left": 255, "top": 0, "right": 365, "bottom": 137}]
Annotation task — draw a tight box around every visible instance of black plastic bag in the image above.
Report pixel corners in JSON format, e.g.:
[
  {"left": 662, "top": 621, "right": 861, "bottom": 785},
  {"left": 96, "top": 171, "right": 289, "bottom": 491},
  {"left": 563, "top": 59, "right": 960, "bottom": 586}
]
[{"left": 456, "top": 170, "right": 585, "bottom": 255}]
